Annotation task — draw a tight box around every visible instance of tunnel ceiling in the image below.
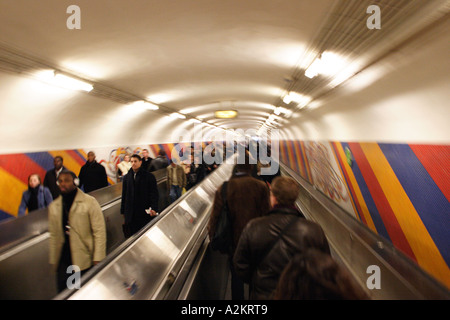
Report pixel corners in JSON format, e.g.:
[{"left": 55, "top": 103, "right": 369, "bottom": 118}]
[{"left": 0, "top": 0, "right": 447, "bottom": 137}]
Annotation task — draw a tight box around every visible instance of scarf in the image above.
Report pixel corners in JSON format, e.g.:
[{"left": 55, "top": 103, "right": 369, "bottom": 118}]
[
  {"left": 27, "top": 186, "right": 39, "bottom": 212},
  {"left": 62, "top": 188, "right": 78, "bottom": 231}
]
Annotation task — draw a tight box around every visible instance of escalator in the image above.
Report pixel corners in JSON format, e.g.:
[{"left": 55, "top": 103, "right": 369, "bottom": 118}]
[
  {"left": 58, "top": 159, "right": 449, "bottom": 300},
  {"left": 1, "top": 160, "right": 448, "bottom": 300},
  {"left": 0, "top": 168, "right": 168, "bottom": 300}
]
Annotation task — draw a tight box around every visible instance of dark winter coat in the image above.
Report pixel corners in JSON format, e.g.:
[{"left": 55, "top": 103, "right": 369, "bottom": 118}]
[
  {"left": 208, "top": 173, "right": 270, "bottom": 254},
  {"left": 120, "top": 168, "right": 159, "bottom": 235},
  {"left": 233, "top": 205, "right": 330, "bottom": 300},
  {"left": 149, "top": 156, "right": 169, "bottom": 172},
  {"left": 78, "top": 160, "right": 108, "bottom": 193},
  {"left": 44, "top": 166, "right": 67, "bottom": 199}
]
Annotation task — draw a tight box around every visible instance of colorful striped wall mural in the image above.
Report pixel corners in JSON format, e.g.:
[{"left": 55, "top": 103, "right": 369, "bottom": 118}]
[
  {"left": 1, "top": 140, "right": 449, "bottom": 288},
  {"left": 0, "top": 143, "right": 190, "bottom": 221},
  {"left": 280, "top": 140, "right": 450, "bottom": 289}
]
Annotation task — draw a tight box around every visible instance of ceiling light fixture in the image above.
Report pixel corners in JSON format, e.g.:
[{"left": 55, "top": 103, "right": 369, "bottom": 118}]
[
  {"left": 274, "top": 107, "right": 281, "bottom": 115},
  {"left": 305, "top": 51, "right": 347, "bottom": 79},
  {"left": 305, "top": 57, "right": 322, "bottom": 79},
  {"left": 214, "top": 110, "right": 238, "bottom": 119},
  {"left": 37, "top": 70, "right": 93, "bottom": 92},
  {"left": 130, "top": 100, "right": 159, "bottom": 111},
  {"left": 283, "top": 92, "right": 311, "bottom": 108},
  {"left": 170, "top": 112, "right": 186, "bottom": 119}
]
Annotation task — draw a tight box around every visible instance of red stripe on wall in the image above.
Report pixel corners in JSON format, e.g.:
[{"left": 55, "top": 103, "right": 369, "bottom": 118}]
[
  {"left": 0, "top": 154, "right": 47, "bottom": 185},
  {"left": 409, "top": 144, "right": 450, "bottom": 202},
  {"left": 65, "top": 150, "right": 87, "bottom": 166},
  {"left": 348, "top": 143, "right": 417, "bottom": 262}
]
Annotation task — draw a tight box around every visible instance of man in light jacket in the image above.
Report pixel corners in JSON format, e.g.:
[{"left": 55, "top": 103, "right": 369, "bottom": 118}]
[
  {"left": 48, "top": 170, "right": 107, "bottom": 293},
  {"left": 166, "top": 161, "right": 186, "bottom": 203}
]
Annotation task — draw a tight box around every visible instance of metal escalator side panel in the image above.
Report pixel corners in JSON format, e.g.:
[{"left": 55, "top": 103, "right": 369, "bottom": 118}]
[{"left": 280, "top": 162, "right": 450, "bottom": 300}]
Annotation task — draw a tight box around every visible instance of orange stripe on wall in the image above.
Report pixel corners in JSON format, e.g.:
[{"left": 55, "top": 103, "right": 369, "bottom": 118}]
[{"left": 48, "top": 151, "right": 83, "bottom": 176}]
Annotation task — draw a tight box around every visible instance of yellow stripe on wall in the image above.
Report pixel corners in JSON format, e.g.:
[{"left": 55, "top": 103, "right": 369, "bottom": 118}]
[
  {"left": 360, "top": 143, "right": 450, "bottom": 287},
  {"left": 0, "top": 167, "right": 27, "bottom": 217},
  {"left": 48, "top": 151, "right": 83, "bottom": 176}
]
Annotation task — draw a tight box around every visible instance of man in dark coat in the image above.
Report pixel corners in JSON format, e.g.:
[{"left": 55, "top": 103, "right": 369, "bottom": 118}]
[
  {"left": 78, "top": 151, "right": 109, "bottom": 193},
  {"left": 120, "top": 154, "right": 159, "bottom": 238},
  {"left": 233, "top": 176, "right": 330, "bottom": 300},
  {"left": 44, "top": 155, "right": 66, "bottom": 199},
  {"left": 149, "top": 149, "right": 169, "bottom": 172},
  {"left": 208, "top": 160, "right": 270, "bottom": 300},
  {"left": 140, "top": 149, "right": 153, "bottom": 172}
]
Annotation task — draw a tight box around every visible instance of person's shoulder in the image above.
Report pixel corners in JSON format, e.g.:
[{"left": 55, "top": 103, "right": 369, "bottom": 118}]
[
  {"left": 245, "top": 214, "right": 273, "bottom": 231},
  {"left": 142, "top": 169, "right": 156, "bottom": 179},
  {"left": 48, "top": 196, "right": 61, "bottom": 210},
  {"left": 77, "top": 189, "right": 101, "bottom": 205},
  {"left": 245, "top": 176, "right": 269, "bottom": 190}
]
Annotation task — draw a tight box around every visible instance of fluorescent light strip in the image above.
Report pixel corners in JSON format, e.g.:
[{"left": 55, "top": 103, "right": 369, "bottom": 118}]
[
  {"left": 36, "top": 70, "right": 93, "bottom": 92},
  {"left": 170, "top": 112, "right": 186, "bottom": 119}
]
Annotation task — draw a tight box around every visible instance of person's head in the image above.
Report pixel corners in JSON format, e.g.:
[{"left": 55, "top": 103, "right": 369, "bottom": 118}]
[
  {"left": 130, "top": 154, "right": 142, "bottom": 171},
  {"left": 274, "top": 249, "right": 369, "bottom": 300},
  {"left": 87, "top": 151, "right": 96, "bottom": 163},
  {"left": 270, "top": 176, "right": 300, "bottom": 207},
  {"left": 57, "top": 170, "right": 78, "bottom": 194},
  {"left": 28, "top": 174, "right": 41, "bottom": 188},
  {"left": 142, "top": 149, "right": 149, "bottom": 159},
  {"left": 123, "top": 154, "right": 130, "bottom": 162},
  {"left": 158, "top": 149, "right": 166, "bottom": 157},
  {"left": 53, "top": 156, "right": 63, "bottom": 170}
]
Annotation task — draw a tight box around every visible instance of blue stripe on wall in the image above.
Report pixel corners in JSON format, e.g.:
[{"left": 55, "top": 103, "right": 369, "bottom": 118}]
[
  {"left": 379, "top": 143, "right": 450, "bottom": 268},
  {"left": 25, "top": 152, "right": 55, "bottom": 171}
]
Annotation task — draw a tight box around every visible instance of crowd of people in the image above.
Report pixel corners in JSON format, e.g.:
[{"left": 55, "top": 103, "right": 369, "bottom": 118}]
[
  {"left": 16, "top": 145, "right": 368, "bottom": 299},
  {"left": 208, "top": 152, "right": 369, "bottom": 300},
  {"left": 16, "top": 148, "right": 217, "bottom": 293}
]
